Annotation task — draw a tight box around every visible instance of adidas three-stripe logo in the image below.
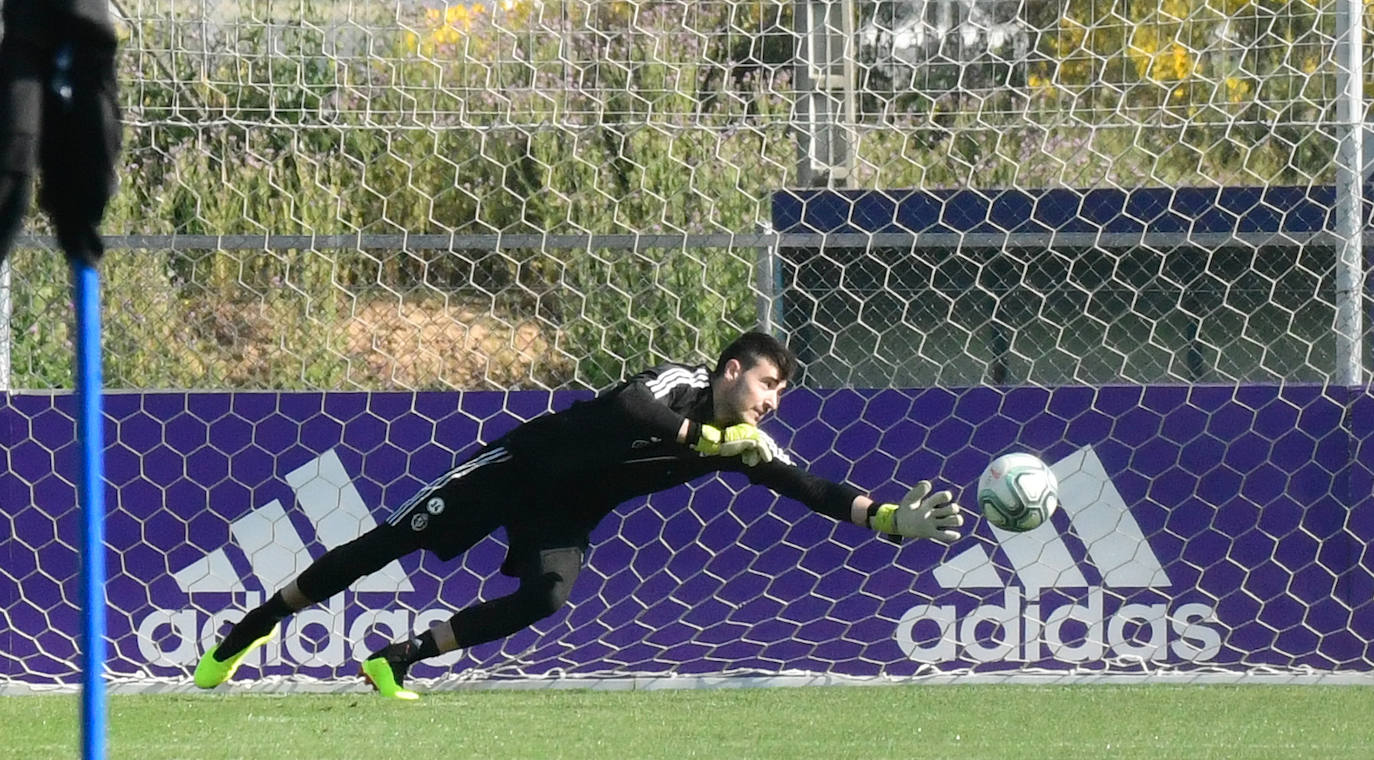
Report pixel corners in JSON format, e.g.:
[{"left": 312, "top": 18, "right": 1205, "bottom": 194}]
[
  {"left": 172, "top": 449, "right": 414, "bottom": 594},
  {"left": 936, "top": 445, "right": 1171, "bottom": 597},
  {"left": 645, "top": 366, "right": 710, "bottom": 398}
]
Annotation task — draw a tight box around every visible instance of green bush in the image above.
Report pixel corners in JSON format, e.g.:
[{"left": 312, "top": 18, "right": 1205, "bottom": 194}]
[{"left": 5, "top": 0, "right": 1352, "bottom": 389}]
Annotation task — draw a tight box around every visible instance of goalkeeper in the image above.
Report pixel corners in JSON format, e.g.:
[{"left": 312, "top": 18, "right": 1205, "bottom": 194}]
[{"left": 193, "top": 331, "right": 965, "bottom": 699}]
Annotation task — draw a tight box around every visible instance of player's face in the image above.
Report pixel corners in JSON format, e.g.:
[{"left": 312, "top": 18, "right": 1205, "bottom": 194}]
[{"left": 716, "top": 357, "right": 787, "bottom": 425}]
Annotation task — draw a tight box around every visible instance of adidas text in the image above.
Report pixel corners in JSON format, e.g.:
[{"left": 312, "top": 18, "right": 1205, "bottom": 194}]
[
  {"left": 136, "top": 593, "right": 463, "bottom": 667},
  {"left": 896, "top": 587, "right": 1222, "bottom": 663}
]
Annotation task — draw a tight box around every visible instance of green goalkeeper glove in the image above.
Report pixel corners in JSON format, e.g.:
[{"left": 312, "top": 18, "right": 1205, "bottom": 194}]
[
  {"left": 691, "top": 423, "right": 770, "bottom": 464},
  {"left": 738, "top": 427, "right": 779, "bottom": 467},
  {"left": 869, "top": 480, "right": 964, "bottom": 544}
]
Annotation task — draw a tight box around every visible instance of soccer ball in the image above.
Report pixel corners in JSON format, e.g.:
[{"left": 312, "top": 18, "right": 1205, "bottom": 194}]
[{"left": 977, "top": 452, "right": 1059, "bottom": 532}]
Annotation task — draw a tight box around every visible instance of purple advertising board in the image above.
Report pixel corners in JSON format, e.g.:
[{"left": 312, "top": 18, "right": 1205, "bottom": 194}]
[{"left": 3, "top": 386, "right": 1372, "bottom": 685}]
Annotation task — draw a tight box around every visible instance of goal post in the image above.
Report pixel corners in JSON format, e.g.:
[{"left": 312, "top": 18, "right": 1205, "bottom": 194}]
[{"left": 1, "top": 0, "right": 1373, "bottom": 692}]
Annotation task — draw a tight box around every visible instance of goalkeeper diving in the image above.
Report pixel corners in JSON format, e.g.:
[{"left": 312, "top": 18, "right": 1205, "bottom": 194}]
[{"left": 194, "top": 331, "right": 965, "bottom": 699}]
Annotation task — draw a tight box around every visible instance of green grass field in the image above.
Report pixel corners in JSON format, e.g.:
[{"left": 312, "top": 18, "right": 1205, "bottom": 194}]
[{"left": 3, "top": 685, "right": 1372, "bottom": 760}]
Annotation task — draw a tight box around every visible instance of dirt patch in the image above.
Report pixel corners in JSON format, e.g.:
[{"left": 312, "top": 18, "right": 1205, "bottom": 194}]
[
  {"left": 203, "top": 296, "right": 573, "bottom": 389},
  {"left": 342, "top": 299, "right": 571, "bottom": 389}
]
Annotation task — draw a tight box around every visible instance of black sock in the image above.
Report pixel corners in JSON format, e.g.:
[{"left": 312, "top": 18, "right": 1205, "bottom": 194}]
[
  {"left": 214, "top": 592, "right": 295, "bottom": 661},
  {"left": 372, "top": 630, "right": 441, "bottom": 666}
]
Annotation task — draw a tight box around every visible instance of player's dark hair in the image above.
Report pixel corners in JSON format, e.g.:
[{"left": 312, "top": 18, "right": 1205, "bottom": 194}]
[{"left": 713, "top": 331, "right": 797, "bottom": 381}]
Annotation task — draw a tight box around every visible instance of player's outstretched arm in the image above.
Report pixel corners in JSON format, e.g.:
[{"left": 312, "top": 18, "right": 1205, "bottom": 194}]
[
  {"left": 857, "top": 481, "right": 965, "bottom": 544},
  {"left": 738, "top": 436, "right": 961, "bottom": 544}
]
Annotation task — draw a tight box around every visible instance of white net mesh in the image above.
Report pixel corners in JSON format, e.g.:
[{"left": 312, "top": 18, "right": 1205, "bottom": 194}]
[{"left": 1, "top": 0, "right": 1371, "bottom": 690}]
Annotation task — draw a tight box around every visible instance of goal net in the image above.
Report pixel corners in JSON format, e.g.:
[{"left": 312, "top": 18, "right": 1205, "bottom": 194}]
[{"left": 1, "top": 0, "right": 1370, "bottom": 691}]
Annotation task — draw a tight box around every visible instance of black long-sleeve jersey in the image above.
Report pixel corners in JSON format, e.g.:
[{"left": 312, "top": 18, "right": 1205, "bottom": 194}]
[{"left": 493, "top": 362, "right": 864, "bottom": 536}]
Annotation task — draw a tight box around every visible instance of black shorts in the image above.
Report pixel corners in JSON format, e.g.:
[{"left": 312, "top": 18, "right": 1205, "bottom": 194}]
[{"left": 380, "top": 445, "right": 590, "bottom": 576}]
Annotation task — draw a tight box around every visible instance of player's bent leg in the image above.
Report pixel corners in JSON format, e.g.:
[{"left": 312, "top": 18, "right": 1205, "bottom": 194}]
[
  {"left": 451, "top": 547, "right": 583, "bottom": 645},
  {"left": 361, "top": 546, "right": 583, "bottom": 700},
  {"left": 193, "top": 629, "right": 276, "bottom": 689}
]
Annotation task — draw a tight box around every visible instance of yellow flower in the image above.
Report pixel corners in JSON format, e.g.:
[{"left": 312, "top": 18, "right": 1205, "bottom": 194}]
[
  {"left": 444, "top": 4, "right": 469, "bottom": 26},
  {"left": 409, "top": 2, "right": 488, "bottom": 55},
  {"left": 1161, "top": 0, "right": 1189, "bottom": 21},
  {"left": 1225, "top": 76, "right": 1251, "bottom": 103},
  {"left": 1055, "top": 17, "right": 1087, "bottom": 57},
  {"left": 1168, "top": 43, "right": 1194, "bottom": 81}
]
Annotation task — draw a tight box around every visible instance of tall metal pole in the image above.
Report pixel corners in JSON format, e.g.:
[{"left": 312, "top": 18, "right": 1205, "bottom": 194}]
[
  {"left": 756, "top": 223, "right": 786, "bottom": 338},
  {"left": 794, "top": 0, "right": 857, "bottom": 187},
  {"left": 1335, "top": 0, "right": 1364, "bottom": 385}
]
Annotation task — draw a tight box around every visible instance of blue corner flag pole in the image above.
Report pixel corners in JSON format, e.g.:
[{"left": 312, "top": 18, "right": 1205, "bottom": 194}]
[{"left": 73, "top": 259, "right": 106, "bottom": 760}]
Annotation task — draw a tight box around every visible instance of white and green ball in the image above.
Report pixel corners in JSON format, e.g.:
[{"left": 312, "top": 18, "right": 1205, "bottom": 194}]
[{"left": 977, "top": 452, "right": 1060, "bottom": 532}]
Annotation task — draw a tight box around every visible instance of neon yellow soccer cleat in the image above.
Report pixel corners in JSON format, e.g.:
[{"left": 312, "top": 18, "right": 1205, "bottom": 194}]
[
  {"left": 360, "top": 656, "right": 420, "bottom": 701},
  {"left": 193, "top": 631, "right": 276, "bottom": 689}
]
